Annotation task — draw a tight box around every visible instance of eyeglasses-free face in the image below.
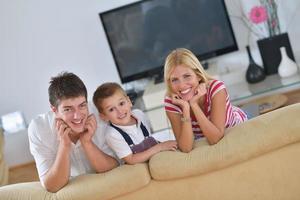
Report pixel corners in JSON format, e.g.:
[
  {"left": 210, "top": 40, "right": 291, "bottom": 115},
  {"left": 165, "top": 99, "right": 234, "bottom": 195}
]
[
  {"left": 100, "top": 91, "right": 134, "bottom": 126},
  {"left": 169, "top": 65, "right": 201, "bottom": 101},
  {"left": 52, "top": 96, "right": 89, "bottom": 134}
]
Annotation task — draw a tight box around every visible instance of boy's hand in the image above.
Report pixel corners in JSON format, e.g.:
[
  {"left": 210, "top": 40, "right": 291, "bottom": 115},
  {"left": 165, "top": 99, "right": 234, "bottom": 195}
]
[
  {"left": 80, "top": 114, "right": 97, "bottom": 144},
  {"left": 158, "top": 140, "right": 178, "bottom": 152},
  {"left": 55, "top": 118, "right": 72, "bottom": 149}
]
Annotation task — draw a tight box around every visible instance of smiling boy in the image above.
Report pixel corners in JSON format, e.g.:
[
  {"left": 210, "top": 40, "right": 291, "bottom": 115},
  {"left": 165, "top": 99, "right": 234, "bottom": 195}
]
[
  {"left": 28, "top": 72, "right": 118, "bottom": 192},
  {"left": 93, "top": 82, "right": 177, "bottom": 165}
]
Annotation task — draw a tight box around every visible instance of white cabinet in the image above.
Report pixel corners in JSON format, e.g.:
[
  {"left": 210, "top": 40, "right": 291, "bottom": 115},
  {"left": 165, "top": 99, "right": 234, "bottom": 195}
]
[
  {"left": 141, "top": 81, "right": 171, "bottom": 133},
  {"left": 146, "top": 107, "right": 170, "bottom": 133},
  {"left": 4, "top": 129, "right": 34, "bottom": 167}
]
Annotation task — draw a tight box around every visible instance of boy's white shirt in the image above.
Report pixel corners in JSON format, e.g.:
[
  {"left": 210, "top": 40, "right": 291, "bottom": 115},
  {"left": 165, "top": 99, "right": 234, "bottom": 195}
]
[{"left": 105, "top": 109, "right": 153, "bottom": 159}]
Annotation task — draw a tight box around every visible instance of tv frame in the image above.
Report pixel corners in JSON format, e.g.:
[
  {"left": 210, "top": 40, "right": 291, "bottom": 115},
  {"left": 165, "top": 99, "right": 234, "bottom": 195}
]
[{"left": 100, "top": 0, "right": 238, "bottom": 83}]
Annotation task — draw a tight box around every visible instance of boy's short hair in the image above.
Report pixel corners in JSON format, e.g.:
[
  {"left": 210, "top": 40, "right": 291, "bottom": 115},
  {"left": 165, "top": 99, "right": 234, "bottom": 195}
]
[
  {"left": 48, "top": 72, "right": 87, "bottom": 108},
  {"left": 93, "top": 82, "right": 126, "bottom": 113}
]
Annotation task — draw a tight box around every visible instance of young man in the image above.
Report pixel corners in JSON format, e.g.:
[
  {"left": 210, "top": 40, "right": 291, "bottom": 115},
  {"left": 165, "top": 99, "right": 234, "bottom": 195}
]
[{"left": 28, "top": 72, "right": 118, "bottom": 192}]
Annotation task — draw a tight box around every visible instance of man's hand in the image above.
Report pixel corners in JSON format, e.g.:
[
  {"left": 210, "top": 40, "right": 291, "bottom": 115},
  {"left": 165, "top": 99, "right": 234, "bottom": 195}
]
[
  {"left": 80, "top": 114, "right": 97, "bottom": 144},
  {"left": 55, "top": 119, "right": 72, "bottom": 149},
  {"left": 189, "top": 83, "right": 207, "bottom": 106}
]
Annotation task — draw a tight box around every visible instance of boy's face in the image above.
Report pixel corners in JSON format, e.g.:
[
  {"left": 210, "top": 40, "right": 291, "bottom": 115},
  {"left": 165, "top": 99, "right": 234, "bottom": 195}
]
[
  {"left": 100, "top": 91, "right": 133, "bottom": 126},
  {"left": 51, "top": 96, "right": 89, "bottom": 134}
]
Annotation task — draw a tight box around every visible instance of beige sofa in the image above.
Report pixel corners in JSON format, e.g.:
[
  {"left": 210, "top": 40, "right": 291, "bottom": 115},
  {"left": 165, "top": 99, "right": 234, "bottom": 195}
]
[
  {"left": 0, "top": 129, "right": 9, "bottom": 186},
  {"left": 1, "top": 103, "right": 300, "bottom": 200}
]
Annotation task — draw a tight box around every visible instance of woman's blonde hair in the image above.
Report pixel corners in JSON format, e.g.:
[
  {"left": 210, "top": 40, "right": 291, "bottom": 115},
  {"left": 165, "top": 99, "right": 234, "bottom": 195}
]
[{"left": 164, "top": 48, "right": 213, "bottom": 95}]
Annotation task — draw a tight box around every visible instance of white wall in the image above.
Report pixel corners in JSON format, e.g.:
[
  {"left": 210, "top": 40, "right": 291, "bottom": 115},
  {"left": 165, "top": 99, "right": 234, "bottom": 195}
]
[
  {"left": 0, "top": 0, "right": 299, "bottom": 125},
  {"left": 0, "top": 0, "right": 137, "bottom": 123}
]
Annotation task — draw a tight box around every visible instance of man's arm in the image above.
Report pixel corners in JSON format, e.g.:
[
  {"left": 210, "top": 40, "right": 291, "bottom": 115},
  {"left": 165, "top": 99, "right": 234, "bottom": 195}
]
[
  {"left": 42, "top": 142, "right": 71, "bottom": 192},
  {"left": 81, "top": 141, "right": 118, "bottom": 172},
  {"left": 80, "top": 115, "right": 118, "bottom": 172},
  {"left": 29, "top": 118, "right": 72, "bottom": 193}
]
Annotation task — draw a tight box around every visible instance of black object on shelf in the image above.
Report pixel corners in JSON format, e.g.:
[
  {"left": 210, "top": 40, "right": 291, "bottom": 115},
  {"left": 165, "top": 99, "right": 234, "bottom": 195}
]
[
  {"left": 257, "top": 32, "right": 295, "bottom": 75},
  {"left": 245, "top": 45, "right": 266, "bottom": 84}
]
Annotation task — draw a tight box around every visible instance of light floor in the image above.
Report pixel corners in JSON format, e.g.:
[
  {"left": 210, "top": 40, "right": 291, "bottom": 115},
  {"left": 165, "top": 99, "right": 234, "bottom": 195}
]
[{"left": 8, "top": 162, "right": 39, "bottom": 184}]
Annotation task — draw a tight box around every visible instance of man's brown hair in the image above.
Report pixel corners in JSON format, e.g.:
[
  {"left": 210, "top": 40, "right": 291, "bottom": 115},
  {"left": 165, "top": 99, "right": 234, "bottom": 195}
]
[{"left": 48, "top": 72, "right": 87, "bottom": 108}]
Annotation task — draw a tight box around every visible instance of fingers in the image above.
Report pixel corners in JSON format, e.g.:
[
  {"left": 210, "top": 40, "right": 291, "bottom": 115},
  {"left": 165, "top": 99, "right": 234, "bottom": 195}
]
[
  {"left": 56, "top": 119, "right": 68, "bottom": 134},
  {"left": 85, "top": 114, "right": 97, "bottom": 132},
  {"left": 171, "top": 94, "right": 181, "bottom": 103},
  {"left": 55, "top": 119, "right": 72, "bottom": 147},
  {"left": 171, "top": 93, "right": 181, "bottom": 99},
  {"left": 161, "top": 141, "right": 178, "bottom": 151}
]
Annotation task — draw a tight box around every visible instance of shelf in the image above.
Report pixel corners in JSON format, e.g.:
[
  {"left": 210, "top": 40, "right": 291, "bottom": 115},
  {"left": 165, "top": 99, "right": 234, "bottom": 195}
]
[
  {"left": 137, "top": 71, "right": 300, "bottom": 133},
  {"left": 228, "top": 72, "right": 300, "bottom": 105}
]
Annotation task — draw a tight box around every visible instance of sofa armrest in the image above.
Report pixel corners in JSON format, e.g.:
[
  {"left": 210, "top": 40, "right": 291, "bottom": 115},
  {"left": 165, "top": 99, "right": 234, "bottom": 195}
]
[
  {"left": 0, "top": 182, "right": 52, "bottom": 200},
  {"left": 149, "top": 103, "right": 300, "bottom": 180}
]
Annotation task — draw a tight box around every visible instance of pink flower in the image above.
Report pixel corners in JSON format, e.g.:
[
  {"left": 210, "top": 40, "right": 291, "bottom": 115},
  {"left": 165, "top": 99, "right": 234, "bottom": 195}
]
[{"left": 249, "top": 6, "right": 267, "bottom": 24}]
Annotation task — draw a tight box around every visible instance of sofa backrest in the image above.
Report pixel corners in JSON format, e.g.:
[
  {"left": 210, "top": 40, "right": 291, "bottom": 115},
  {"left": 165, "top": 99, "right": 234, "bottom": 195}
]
[{"left": 149, "top": 103, "right": 300, "bottom": 180}]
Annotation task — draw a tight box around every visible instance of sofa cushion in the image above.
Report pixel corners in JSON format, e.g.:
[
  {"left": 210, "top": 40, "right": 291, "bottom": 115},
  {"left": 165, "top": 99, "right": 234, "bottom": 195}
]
[
  {"left": 56, "top": 163, "right": 150, "bottom": 200},
  {"left": 149, "top": 103, "right": 300, "bottom": 181}
]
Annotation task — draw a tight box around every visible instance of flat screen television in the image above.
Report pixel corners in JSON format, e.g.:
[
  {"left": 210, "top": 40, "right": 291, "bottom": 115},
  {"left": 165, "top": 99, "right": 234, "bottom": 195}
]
[{"left": 100, "top": 0, "right": 238, "bottom": 83}]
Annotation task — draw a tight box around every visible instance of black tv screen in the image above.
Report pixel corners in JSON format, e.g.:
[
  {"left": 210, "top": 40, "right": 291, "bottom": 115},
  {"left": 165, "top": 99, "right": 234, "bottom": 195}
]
[{"left": 100, "top": 0, "right": 238, "bottom": 83}]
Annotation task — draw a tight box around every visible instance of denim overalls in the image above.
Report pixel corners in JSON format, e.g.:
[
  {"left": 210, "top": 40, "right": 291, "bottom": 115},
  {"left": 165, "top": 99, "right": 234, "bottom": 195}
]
[{"left": 110, "top": 122, "right": 158, "bottom": 154}]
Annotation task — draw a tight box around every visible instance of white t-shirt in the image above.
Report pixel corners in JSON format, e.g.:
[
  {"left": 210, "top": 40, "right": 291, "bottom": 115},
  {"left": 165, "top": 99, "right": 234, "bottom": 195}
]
[
  {"left": 28, "top": 103, "right": 115, "bottom": 182},
  {"left": 105, "top": 109, "right": 152, "bottom": 159}
]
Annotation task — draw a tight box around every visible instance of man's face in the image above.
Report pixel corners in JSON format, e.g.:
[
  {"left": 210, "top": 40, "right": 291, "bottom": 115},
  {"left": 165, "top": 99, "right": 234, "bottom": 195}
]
[{"left": 51, "top": 96, "right": 89, "bottom": 134}]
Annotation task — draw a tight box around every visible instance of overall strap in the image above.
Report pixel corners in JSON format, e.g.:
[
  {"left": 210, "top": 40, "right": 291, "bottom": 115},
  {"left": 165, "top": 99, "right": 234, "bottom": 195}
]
[
  {"left": 140, "top": 122, "right": 150, "bottom": 138},
  {"left": 110, "top": 123, "right": 134, "bottom": 146}
]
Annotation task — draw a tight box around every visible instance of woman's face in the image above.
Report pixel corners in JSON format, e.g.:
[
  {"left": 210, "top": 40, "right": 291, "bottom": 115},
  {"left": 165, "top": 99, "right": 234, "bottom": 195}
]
[{"left": 169, "top": 64, "right": 201, "bottom": 101}]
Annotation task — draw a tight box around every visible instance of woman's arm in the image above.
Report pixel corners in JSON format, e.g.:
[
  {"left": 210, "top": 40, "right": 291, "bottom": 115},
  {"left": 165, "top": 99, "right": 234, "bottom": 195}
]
[
  {"left": 166, "top": 111, "right": 194, "bottom": 153},
  {"left": 190, "top": 89, "right": 226, "bottom": 144},
  {"left": 122, "top": 141, "right": 177, "bottom": 164}
]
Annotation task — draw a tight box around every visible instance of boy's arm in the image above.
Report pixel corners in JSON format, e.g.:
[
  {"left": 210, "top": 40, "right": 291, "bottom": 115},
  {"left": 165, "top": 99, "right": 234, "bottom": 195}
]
[
  {"left": 122, "top": 141, "right": 177, "bottom": 165},
  {"left": 80, "top": 115, "right": 118, "bottom": 172}
]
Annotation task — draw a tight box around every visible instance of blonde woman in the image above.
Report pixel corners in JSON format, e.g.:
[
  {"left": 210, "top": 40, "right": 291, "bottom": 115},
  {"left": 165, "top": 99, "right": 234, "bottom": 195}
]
[{"left": 164, "top": 48, "right": 247, "bottom": 152}]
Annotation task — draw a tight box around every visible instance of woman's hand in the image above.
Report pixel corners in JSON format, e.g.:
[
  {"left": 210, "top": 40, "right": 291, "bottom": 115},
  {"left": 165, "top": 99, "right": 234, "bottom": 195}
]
[
  {"left": 189, "top": 83, "right": 207, "bottom": 106},
  {"left": 171, "top": 94, "right": 190, "bottom": 112}
]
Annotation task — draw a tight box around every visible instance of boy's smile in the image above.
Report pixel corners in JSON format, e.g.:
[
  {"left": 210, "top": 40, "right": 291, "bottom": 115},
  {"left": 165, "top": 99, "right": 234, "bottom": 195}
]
[{"left": 100, "top": 91, "right": 135, "bottom": 126}]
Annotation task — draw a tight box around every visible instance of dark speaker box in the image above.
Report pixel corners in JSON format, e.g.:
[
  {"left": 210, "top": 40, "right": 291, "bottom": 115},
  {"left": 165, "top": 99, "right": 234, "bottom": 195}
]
[{"left": 257, "top": 33, "right": 295, "bottom": 75}]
